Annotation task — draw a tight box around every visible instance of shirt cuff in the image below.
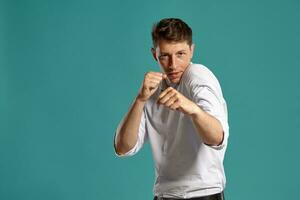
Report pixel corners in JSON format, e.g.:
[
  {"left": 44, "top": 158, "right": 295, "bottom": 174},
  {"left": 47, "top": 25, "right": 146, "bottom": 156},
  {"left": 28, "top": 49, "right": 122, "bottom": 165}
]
[
  {"left": 113, "top": 132, "right": 139, "bottom": 157},
  {"left": 204, "top": 116, "right": 229, "bottom": 150}
]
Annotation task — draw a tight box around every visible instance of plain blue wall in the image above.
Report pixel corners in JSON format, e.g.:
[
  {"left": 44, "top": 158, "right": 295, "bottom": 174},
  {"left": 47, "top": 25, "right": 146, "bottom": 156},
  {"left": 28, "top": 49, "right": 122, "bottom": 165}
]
[{"left": 1, "top": 0, "right": 300, "bottom": 199}]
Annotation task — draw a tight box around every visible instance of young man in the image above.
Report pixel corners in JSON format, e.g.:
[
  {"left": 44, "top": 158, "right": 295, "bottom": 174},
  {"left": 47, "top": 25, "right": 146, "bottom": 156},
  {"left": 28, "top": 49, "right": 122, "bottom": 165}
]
[{"left": 114, "top": 18, "right": 229, "bottom": 200}]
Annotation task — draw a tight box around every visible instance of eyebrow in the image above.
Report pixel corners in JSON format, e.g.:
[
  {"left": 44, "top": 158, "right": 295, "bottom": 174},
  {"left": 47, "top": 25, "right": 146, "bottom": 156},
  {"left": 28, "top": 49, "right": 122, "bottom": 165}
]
[{"left": 160, "top": 50, "right": 187, "bottom": 55}]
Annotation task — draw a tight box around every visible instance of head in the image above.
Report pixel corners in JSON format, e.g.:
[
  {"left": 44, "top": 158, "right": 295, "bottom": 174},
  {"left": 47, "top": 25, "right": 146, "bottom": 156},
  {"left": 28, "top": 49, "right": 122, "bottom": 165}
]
[{"left": 151, "top": 18, "right": 195, "bottom": 84}]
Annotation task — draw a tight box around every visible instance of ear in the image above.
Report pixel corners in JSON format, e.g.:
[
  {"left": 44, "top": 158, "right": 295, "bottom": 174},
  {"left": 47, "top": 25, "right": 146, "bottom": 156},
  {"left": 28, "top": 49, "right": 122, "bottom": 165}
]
[
  {"left": 151, "top": 47, "right": 158, "bottom": 62},
  {"left": 190, "top": 43, "right": 195, "bottom": 59}
]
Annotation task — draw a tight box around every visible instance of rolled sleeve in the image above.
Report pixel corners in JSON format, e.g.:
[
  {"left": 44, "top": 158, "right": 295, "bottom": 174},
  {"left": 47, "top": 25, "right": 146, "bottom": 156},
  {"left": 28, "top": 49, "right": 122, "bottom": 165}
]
[
  {"left": 190, "top": 82, "right": 229, "bottom": 150},
  {"left": 114, "top": 109, "right": 148, "bottom": 157}
]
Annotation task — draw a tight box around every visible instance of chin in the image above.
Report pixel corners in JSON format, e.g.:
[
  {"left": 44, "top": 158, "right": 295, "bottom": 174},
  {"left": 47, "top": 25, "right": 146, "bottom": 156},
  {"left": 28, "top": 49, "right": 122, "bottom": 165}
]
[
  {"left": 167, "top": 74, "right": 182, "bottom": 84},
  {"left": 169, "top": 78, "right": 180, "bottom": 84}
]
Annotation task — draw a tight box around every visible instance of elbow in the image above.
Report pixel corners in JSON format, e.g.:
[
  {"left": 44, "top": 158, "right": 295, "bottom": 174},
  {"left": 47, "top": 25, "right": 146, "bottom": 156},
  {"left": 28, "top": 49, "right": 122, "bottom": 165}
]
[
  {"left": 215, "top": 130, "right": 224, "bottom": 146},
  {"left": 209, "top": 119, "right": 225, "bottom": 146},
  {"left": 204, "top": 130, "right": 224, "bottom": 146},
  {"left": 114, "top": 129, "right": 138, "bottom": 156},
  {"left": 114, "top": 132, "right": 126, "bottom": 156},
  {"left": 114, "top": 142, "right": 127, "bottom": 156},
  {"left": 114, "top": 139, "right": 136, "bottom": 156}
]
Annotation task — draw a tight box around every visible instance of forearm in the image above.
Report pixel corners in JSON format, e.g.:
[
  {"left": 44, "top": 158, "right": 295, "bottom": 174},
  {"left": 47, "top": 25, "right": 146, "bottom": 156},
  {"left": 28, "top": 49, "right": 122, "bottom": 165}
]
[
  {"left": 115, "top": 96, "right": 146, "bottom": 155},
  {"left": 190, "top": 105, "right": 224, "bottom": 146}
]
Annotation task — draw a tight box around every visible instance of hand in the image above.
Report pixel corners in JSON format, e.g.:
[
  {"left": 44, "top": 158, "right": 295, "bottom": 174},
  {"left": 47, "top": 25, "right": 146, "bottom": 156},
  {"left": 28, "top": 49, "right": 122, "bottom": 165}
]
[
  {"left": 158, "top": 87, "right": 199, "bottom": 115},
  {"left": 137, "top": 72, "right": 167, "bottom": 102}
]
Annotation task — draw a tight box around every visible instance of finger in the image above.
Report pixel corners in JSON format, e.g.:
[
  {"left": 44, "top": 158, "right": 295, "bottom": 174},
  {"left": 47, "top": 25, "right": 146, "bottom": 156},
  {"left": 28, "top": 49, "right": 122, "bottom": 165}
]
[
  {"left": 165, "top": 95, "right": 178, "bottom": 107},
  {"left": 146, "top": 75, "right": 164, "bottom": 82},
  {"left": 159, "top": 87, "right": 173, "bottom": 99},
  {"left": 145, "top": 73, "right": 167, "bottom": 84},
  {"left": 149, "top": 71, "right": 164, "bottom": 76},
  {"left": 147, "top": 82, "right": 160, "bottom": 89},
  {"left": 169, "top": 100, "right": 180, "bottom": 110},
  {"left": 146, "top": 79, "right": 161, "bottom": 85},
  {"left": 159, "top": 88, "right": 174, "bottom": 101},
  {"left": 146, "top": 71, "right": 164, "bottom": 78},
  {"left": 145, "top": 75, "right": 164, "bottom": 85},
  {"left": 159, "top": 90, "right": 176, "bottom": 104},
  {"left": 145, "top": 80, "right": 161, "bottom": 90}
]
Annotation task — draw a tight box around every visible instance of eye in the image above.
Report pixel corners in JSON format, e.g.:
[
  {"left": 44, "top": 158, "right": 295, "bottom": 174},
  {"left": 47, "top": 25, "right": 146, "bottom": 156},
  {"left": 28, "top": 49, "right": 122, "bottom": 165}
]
[
  {"left": 159, "top": 55, "right": 168, "bottom": 60},
  {"left": 177, "top": 52, "right": 185, "bottom": 57}
]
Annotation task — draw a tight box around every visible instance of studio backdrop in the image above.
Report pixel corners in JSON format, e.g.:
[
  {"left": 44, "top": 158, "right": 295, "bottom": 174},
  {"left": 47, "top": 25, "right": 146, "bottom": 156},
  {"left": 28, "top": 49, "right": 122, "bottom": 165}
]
[{"left": 1, "top": 0, "right": 300, "bottom": 200}]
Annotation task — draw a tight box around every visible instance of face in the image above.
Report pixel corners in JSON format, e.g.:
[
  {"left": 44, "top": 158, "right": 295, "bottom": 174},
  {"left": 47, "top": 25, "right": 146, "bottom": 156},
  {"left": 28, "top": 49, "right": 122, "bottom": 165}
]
[{"left": 152, "top": 40, "right": 194, "bottom": 84}]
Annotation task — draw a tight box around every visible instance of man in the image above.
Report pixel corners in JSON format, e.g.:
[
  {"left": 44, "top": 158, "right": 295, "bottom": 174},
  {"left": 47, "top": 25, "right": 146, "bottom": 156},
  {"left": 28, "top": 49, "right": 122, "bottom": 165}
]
[{"left": 114, "top": 18, "right": 229, "bottom": 200}]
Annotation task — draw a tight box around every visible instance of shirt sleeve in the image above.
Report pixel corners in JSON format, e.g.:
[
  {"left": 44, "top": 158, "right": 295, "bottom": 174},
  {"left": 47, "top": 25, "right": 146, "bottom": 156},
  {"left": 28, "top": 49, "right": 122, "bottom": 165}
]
[
  {"left": 189, "top": 79, "right": 229, "bottom": 150},
  {"left": 113, "top": 108, "right": 148, "bottom": 157}
]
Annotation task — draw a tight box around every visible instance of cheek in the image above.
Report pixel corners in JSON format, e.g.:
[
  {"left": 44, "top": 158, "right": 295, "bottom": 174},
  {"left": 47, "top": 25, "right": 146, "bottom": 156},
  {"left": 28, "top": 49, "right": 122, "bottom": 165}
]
[
  {"left": 178, "top": 58, "right": 190, "bottom": 69},
  {"left": 158, "top": 62, "right": 169, "bottom": 72},
  {"left": 158, "top": 60, "right": 169, "bottom": 68}
]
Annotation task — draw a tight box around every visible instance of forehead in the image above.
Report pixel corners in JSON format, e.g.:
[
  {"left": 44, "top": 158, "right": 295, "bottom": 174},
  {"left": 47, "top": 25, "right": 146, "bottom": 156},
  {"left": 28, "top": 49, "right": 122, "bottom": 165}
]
[{"left": 156, "top": 40, "right": 190, "bottom": 53}]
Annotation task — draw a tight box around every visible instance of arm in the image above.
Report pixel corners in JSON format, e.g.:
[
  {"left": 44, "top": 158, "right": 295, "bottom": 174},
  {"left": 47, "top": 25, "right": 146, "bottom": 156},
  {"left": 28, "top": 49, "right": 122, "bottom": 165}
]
[
  {"left": 157, "top": 87, "right": 223, "bottom": 146},
  {"left": 190, "top": 105, "right": 224, "bottom": 146},
  {"left": 115, "top": 97, "right": 146, "bottom": 155},
  {"left": 115, "top": 72, "right": 166, "bottom": 155}
]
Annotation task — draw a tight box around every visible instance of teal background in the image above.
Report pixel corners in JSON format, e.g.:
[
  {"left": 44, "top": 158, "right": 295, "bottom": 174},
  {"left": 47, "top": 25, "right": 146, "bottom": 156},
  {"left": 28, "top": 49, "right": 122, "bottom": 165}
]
[{"left": 1, "top": 0, "right": 300, "bottom": 199}]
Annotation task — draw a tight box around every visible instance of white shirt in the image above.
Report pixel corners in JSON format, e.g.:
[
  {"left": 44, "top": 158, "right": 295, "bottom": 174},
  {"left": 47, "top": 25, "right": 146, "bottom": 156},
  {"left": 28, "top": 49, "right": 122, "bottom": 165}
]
[{"left": 114, "top": 63, "right": 229, "bottom": 198}]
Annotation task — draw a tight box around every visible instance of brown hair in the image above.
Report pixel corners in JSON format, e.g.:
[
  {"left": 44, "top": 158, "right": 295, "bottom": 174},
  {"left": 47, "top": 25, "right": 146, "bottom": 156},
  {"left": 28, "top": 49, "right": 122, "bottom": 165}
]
[{"left": 151, "top": 18, "right": 193, "bottom": 48}]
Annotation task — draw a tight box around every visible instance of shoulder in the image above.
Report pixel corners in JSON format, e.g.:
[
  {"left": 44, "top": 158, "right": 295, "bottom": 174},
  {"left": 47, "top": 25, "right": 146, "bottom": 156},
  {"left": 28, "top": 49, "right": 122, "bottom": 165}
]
[
  {"left": 181, "top": 63, "right": 224, "bottom": 100},
  {"left": 182, "top": 63, "right": 220, "bottom": 87}
]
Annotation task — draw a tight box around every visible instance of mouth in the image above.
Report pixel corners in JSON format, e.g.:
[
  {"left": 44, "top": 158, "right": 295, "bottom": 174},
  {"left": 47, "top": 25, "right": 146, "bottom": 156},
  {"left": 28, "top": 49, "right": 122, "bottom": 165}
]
[{"left": 167, "top": 71, "right": 181, "bottom": 79}]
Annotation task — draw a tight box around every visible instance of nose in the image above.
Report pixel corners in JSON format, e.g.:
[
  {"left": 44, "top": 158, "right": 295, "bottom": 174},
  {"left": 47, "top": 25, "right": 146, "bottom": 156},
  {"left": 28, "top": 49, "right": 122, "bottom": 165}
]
[{"left": 169, "top": 55, "right": 177, "bottom": 70}]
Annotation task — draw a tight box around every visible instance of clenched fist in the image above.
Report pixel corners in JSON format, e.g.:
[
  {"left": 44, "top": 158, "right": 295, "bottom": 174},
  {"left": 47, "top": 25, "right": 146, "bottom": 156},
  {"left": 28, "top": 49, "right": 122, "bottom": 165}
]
[
  {"left": 158, "top": 87, "right": 199, "bottom": 116},
  {"left": 137, "top": 72, "right": 167, "bottom": 102}
]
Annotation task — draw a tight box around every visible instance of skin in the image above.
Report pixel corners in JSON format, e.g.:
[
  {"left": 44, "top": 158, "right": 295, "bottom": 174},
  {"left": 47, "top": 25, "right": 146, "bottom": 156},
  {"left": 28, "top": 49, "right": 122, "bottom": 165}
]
[
  {"left": 115, "top": 40, "right": 224, "bottom": 155},
  {"left": 151, "top": 40, "right": 195, "bottom": 85}
]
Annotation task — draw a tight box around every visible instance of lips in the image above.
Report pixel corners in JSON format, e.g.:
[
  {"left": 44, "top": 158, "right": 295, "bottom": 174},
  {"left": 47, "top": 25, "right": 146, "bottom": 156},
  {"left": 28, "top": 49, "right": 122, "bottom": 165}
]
[
  {"left": 168, "top": 72, "right": 181, "bottom": 79},
  {"left": 168, "top": 72, "right": 180, "bottom": 75}
]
